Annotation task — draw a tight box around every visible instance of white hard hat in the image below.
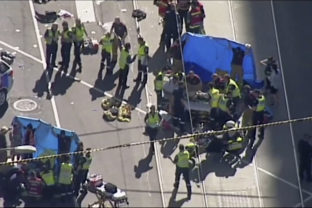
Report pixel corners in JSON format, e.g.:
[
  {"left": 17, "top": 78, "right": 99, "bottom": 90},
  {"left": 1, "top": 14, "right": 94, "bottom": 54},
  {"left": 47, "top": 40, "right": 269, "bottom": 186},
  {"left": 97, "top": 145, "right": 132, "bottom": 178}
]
[{"left": 225, "top": 120, "right": 235, "bottom": 128}]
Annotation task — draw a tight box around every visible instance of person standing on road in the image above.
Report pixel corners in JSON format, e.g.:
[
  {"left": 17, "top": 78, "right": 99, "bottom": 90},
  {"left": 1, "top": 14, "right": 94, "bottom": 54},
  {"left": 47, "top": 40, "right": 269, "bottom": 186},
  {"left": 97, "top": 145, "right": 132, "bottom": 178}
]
[
  {"left": 187, "top": 0, "right": 205, "bottom": 34},
  {"left": 118, "top": 43, "right": 136, "bottom": 89},
  {"left": 59, "top": 21, "right": 73, "bottom": 72},
  {"left": 298, "top": 134, "right": 312, "bottom": 182},
  {"left": 144, "top": 105, "right": 162, "bottom": 153},
  {"left": 134, "top": 37, "right": 149, "bottom": 85},
  {"left": 72, "top": 18, "right": 88, "bottom": 72},
  {"left": 163, "top": 3, "right": 180, "bottom": 52},
  {"left": 110, "top": 17, "right": 128, "bottom": 64},
  {"left": 154, "top": 0, "right": 170, "bottom": 45},
  {"left": 99, "top": 32, "right": 113, "bottom": 76},
  {"left": 0, "top": 126, "right": 9, "bottom": 162},
  {"left": 44, "top": 23, "right": 60, "bottom": 70},
  {"left": 177, "top": 0, "right": 191, "bottom": 33},
  {"left": 173, "top": 144, "right": 192, "bottom": 200}
]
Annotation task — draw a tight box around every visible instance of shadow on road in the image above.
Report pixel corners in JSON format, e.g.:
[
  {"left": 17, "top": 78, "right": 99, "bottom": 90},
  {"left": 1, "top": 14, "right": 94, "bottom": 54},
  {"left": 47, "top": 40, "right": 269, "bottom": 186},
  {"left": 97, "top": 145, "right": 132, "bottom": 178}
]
[
  {"left": 33, "top": 70, "right": 50, "bottom": 98},
  {"left": 0, "top": 102, "right": 8, "bottom": 118},
  {"left": 134, "top": 149, "right": 153, "bottom": 178},
  {"left": 89, "top": 70, "right": 118, "bottom": 101},
  {"left": 148, "top": 45, "right": 167, "bottom": 75},
  {"left": 127, "top": 82, "right": 144, "bottom": 108},
  {"left": 168, "top": 187, "right": 189, "bottom": 208},
  {"left": 157, "top": 127, "right": 177, "bottom": 158},
  {"left": 191, "top": 153, "right": 237, "bottom": 183},
  {"left": 51, "top": 67, "right": 77, "bottom": 96}
]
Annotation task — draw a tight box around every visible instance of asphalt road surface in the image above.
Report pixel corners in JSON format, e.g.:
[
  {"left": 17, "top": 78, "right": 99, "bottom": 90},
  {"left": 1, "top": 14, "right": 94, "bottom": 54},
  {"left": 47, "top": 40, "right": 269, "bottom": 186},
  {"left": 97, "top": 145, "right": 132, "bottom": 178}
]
[{"left": 0, "top": 0, "right": 312, "bottom": 207}]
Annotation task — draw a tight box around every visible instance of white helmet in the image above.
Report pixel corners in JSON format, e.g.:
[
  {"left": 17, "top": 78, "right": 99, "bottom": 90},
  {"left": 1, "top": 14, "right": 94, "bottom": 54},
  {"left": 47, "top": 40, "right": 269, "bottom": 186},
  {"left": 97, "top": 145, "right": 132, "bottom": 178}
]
[{"left": 225, "top": 120, "right": 236, "bottom": 129}]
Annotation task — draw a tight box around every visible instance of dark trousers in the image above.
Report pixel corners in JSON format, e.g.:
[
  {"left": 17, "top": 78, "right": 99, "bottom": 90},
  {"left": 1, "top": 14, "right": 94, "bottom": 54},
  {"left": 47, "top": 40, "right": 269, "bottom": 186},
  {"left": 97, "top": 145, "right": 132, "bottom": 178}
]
[
  {"left": 74, "top": 41, "right": 83, "bottom": 65},
  {"left": 46, "top": 43, "right": 58, "bottom": 68},
  {"left": 118, "top": 66, "right": 129, "bottom": 87},
  {"left": 156, "top": 90, "right": 162, "bottom": 109},
  {"left": 135, "top": 61, "right": 148, "bottom": 84},
  {"left": 146, "top": 126, "right": 158, "bottom": 153},
  {"left": 299, "top": 159, "right": 312, "bottom": 181},
  {"left": 100, "top": 50, "right": 111, "bottom": 73},
  {"left": 174, "top": 167, "right": 191, "bottom": 196},
  {"left": 61, "top": 42, "right": 72, "bottom": 69},
  {"left": 178, "top": 10, "right": 188, "bottom": 33},
  {"left": 165, "top": 30, "right": 179, "bottom": 51}
]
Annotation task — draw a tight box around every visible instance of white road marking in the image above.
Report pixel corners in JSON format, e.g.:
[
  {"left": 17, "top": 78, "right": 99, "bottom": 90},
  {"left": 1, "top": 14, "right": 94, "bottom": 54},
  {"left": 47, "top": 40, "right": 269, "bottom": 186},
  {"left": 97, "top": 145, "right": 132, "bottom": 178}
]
[
  {"left": 257, "top": 167, "right": 312, "bottom": 196},
  {"left": 227, "top": 0, "right": 263, "bottom": 207},
  {"left": 270, "top": 1, "right": 304, "bottom": 207},
  {"left": 75, "top": 0, "right": 96, "bottom": 23},
  {"left": 0, "top": 40, "right": 43, "bottom": 64},
  {"left": 29, "top": 0, "right": 61, "bottom": 128},
  {"left": 132, "top": 0, "right": 165, "bottom": 206}
]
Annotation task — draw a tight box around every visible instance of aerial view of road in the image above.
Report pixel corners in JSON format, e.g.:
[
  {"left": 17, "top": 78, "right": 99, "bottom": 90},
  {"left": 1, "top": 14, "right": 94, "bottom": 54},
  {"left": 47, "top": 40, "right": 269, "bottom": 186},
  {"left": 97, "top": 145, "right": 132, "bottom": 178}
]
[{"left": 0, "top": 0, "right": 312, "bottom": 207}]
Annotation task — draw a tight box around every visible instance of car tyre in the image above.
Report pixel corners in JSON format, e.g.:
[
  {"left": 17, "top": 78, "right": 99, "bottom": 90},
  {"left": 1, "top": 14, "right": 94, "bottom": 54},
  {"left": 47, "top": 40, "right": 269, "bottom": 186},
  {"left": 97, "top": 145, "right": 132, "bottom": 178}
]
[{"left": 0, "top": 89, "right": 7, "bottom": 106}]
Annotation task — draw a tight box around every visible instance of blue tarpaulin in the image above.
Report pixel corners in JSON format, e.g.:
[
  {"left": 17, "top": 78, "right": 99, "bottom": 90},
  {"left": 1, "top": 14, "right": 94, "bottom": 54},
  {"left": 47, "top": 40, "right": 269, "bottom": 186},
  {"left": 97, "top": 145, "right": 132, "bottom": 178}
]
[
  {"left": 11, "top": 116, "right": 80, "bottom": 163},
  {"left": 182, "top": 33, "right": 263, "bottom": 88}
]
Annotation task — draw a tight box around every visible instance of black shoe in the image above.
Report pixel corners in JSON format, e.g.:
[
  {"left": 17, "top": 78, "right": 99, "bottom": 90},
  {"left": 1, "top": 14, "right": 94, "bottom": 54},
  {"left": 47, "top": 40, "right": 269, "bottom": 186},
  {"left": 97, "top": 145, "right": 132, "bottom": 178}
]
[
  {"left": 173, "top": 182, "right": 178, "bottom": 188},
  {"left": 58, "top": 61, "right": 63, "bottom": 65},
  {"left": 133, "top": 79, "right": 140, "bottom": 82},
  {"left": 123, "top": 85, "right": 130, "bottom": 89}
]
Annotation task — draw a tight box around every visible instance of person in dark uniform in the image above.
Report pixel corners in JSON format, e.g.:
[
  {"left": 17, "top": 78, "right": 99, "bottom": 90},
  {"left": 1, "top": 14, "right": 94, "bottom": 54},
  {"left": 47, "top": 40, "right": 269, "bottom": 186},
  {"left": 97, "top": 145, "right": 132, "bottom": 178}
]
[
  {"left": 298, "top": 134, "right": 312, "bottom": 182},
  {"left": 163, "top": 3, "right": 180, "bottom": 52},
  {"left": 0, "top": 126, "right": 9, "bottom": 162},
  {"left": 59, "top": 21, "right": 73, "bottom": 72},
  {"left": 44, "top": 23, "right": 60, "bottom": 70}
]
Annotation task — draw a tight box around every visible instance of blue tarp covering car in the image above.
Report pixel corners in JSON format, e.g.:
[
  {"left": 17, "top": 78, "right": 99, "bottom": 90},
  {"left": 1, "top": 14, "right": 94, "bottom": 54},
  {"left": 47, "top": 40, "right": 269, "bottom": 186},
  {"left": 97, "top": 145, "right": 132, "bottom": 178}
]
[
  {"left": 182, "top": 33, "right": 263, "bottom": 88},
  {"left": 11, "top": 116, "right": 80, "bottom": 164}
]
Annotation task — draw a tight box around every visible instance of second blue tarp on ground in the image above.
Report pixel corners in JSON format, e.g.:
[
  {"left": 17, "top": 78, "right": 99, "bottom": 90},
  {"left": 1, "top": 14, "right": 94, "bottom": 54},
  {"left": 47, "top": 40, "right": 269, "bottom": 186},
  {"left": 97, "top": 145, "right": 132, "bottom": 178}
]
[{"left": 182, "top": 33, "right": 263, "bottom": 88}]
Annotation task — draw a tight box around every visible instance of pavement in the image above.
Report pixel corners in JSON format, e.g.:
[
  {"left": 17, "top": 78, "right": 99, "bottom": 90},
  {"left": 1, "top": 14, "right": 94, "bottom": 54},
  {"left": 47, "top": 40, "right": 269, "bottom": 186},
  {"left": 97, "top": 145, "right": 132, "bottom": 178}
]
[{"left": 0, "top": 0, "right": 312, "bottom": 207}]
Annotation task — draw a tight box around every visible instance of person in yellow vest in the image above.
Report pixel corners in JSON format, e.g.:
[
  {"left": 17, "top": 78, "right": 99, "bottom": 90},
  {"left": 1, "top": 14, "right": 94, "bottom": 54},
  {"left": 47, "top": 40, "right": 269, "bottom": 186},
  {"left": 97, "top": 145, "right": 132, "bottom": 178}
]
[
  {"left": 57, "top": 155, "right": 73, "bottom": 193},
  {"left": 173, "top": 144, "right": 191, "bottom": 200},
  {"left": 154, "top": 71, "right": 164, "bottom": 109},
  {"left": 72, "top": 18, "right": 88, "bottom": 72},
  {"left": 144, "top": 105, "right": 162, "bottom": 153},
  {"left": 217, "top": 92, "right": 233, "bottom": 129},
  {"left": 41, "top": 161, "right": 55, "bottom": 201},
  {"left": 134, "top": 37, "right": 149, "bottom": 85},
  {"left": 74, "top": 148, "right": 92, "bottom": 196},
  {"left": 249, "top": 90, "right": 266, "bottom": 149},
  {"left": 59, "top": 21, "right": 73, "bottom": 72},
  {"left": 224, "top": 74, "right": 241, "bottom": 107},
  {"left": 99, "top": 32, "right": 113, "bottom": 76},
  {"left": 207, "top": 82, "right": 220, "bottom": 129},
  {"left": 118, "top": 43, "right": 136, "bottom": 89},
  {"left": 185, "top": 138, "right": 198, "bottom": 169},
  {"left": 44, "top": 23, "right": 60, "bottom": 69}
]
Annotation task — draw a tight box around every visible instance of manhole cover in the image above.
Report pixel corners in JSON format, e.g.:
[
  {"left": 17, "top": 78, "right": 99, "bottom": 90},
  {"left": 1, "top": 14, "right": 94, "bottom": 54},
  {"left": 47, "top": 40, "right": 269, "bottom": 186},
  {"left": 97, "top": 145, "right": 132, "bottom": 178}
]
[{"left": 13, "top": 99, "right": 38, "bottom": 112}]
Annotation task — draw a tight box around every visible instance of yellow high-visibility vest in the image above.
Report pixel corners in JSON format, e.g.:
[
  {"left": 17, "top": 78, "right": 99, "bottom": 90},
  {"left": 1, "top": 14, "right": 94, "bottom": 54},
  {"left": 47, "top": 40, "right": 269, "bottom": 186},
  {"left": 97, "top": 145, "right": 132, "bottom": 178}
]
[
  {"left": 209, "top": 87, "right": 220, "bottom": 108},
  {"left": 45, "top": 29, "right": 59, "bottom": 45},
  {"left": 154, "top": 72, "right": 163, "bottom": 91},
  {"left": 119, "top": 49, "right": 129, "bottom": 70},
  {"left": 58, "top": 163, "right": 73, "bottom": 185},
  {"left": 147, "top": 113, "right": 160, "bottom": 128},
  {"left": 101, "top": 36, "right": 112, "bottom": 53},
  {"left": 138, "top": 44, "right": 148, "bottom": 62},
  {"left": 176, "top": 151, "right": 190, "bottom": 168},
  {"left": 227, "top": 79, "right": 241, "bottom": 98},
  {"left": 61, "top": 30, "right": 72, "bottom": 43},
  {"left": 41, "top": 170, "right": 55, "bottom": 186},
  {"left": 256, "top": 95, "right": 266, "bottom": 112},
  {"left": 82, "top": 157, "right": 92, "bottom": 170},
  {"left": 73, "top": 25, "right": 86, "bottom": 42},
  {"left": 218, "top": 95, "right": 229, "bottom": 112}
]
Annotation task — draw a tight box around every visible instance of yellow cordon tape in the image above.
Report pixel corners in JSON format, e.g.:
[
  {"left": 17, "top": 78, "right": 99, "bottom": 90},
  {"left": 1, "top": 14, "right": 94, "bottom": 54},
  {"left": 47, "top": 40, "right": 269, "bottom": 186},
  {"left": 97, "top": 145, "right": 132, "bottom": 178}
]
[{"left": 1, "top": 115, "right": 312, "bottom": 166}]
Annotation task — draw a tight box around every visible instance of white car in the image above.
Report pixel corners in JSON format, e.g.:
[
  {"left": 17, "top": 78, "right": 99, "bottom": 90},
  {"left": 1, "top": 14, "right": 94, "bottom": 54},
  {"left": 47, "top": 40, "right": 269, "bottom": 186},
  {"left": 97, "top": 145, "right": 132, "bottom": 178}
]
[{"left": 0, "top": 53, "right": 14, "bottom": 107}]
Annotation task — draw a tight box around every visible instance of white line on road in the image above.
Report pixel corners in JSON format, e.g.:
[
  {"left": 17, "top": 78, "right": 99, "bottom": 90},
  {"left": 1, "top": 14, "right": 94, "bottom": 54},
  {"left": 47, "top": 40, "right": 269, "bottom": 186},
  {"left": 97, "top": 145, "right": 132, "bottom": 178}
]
[
  {"left": 270, "top": 1, "right": 304, "bottom": 207},
  {"left": 257, "top": 167, "right": 312, "bottom": 196},
  {"left": 29, "top": 0, "right": 61, "bottom": 128},
  {"left": 227, "top": 0, "right": 263, "bottom": 207},
  {"left": 75, "top": 0, "right": 96, "bottom": 23},
  {"left": 0, "top": 40, "right": 43, "bottom": 64}
]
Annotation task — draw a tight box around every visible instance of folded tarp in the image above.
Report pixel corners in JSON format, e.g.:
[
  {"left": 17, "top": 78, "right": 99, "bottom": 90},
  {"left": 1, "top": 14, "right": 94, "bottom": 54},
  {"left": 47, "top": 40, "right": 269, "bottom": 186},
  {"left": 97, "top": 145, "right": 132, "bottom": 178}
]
[
  {"left": 11, "top": 116, "right": 80, "bottom": 163},
  {"left": 182, "top": 33, "right": 263, "bottom": 88}
]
